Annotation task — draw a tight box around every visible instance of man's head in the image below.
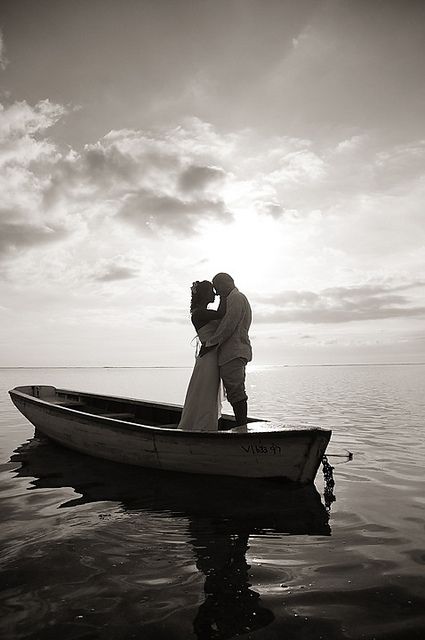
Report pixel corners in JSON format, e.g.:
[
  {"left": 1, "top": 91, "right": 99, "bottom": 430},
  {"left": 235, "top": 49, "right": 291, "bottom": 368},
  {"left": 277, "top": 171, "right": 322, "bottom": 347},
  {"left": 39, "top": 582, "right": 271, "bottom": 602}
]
[{"left": 212, "top": 273, "right": 235, "bottom": 297}]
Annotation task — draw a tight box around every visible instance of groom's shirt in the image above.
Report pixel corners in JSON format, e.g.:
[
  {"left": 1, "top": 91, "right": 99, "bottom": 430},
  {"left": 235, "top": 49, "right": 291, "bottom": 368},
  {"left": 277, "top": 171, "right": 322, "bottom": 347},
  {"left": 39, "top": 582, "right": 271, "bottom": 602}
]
[{"left": 206, "top": 287, "right": 252, "bottom": 366}]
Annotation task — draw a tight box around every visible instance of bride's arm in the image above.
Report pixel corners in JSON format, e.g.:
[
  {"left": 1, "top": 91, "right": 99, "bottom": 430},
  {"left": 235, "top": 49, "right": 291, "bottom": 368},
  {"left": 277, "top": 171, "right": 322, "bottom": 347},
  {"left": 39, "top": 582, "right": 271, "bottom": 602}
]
[
  {"left": 191, "top": 306, "right": 224, "bottom": 332},
  {"left": 192, "top": 296, "right": 226, "bottom": 328}
]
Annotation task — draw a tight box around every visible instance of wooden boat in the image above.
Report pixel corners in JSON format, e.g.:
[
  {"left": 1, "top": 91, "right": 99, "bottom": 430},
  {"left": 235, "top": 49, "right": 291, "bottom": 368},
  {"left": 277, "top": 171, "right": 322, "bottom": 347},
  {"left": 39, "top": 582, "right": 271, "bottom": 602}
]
[{"left": 9, "top": 385, "right": 331, "bottom": 484}]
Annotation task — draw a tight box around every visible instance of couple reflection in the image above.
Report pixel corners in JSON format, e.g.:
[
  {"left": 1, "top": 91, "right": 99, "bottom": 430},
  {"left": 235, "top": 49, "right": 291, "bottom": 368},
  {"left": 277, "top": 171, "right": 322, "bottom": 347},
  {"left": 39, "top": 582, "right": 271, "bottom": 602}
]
[
  {"left": 190, "top": 520, "right": 273, "bottom": 638},
  {"left": 11, "top": 435, "right": 331, "bottom": 639}
]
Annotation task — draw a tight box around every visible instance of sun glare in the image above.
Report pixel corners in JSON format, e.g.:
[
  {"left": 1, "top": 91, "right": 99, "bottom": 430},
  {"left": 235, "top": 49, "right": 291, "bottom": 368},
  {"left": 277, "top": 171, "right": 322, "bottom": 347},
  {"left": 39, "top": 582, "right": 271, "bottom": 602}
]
[{"left": 200, "top": 213, "right": 284, "bottom": 291}]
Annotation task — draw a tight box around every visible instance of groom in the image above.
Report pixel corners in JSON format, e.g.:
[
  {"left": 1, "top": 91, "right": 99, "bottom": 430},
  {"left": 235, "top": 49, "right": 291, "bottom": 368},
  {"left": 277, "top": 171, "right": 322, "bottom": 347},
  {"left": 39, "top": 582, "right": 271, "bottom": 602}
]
[{"left": 199, "top": 273, "right": 252, "bottom": 426}]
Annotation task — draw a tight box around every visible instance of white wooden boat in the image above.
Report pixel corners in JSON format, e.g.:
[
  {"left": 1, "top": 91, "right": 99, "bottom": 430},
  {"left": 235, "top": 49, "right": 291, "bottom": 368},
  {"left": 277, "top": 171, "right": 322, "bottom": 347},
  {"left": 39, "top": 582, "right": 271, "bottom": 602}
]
[{"left": 9, "top": 385, "right": 331, "bottom": 484}]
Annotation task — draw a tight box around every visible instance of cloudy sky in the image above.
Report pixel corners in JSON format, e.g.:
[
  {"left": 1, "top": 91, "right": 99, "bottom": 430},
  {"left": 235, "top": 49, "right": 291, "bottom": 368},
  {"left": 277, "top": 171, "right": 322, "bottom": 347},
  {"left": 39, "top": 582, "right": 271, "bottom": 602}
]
[{"left": 1, "top": 0, "right": 424, "bottom": 367}]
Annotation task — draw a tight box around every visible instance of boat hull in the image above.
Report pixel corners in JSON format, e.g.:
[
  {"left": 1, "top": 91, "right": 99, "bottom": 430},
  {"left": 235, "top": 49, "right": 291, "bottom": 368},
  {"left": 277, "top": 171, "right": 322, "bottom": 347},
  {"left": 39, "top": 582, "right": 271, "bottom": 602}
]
[{"left": 9, "top": 386, "right": 331, "bottom": 483}]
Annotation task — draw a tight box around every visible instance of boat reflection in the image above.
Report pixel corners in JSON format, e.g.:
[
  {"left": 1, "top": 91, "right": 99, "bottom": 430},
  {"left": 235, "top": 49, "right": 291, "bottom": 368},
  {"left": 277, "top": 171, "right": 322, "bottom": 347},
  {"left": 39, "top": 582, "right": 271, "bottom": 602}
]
[{"left": 11, "top": 434, "right": 331, "bottom": 639}]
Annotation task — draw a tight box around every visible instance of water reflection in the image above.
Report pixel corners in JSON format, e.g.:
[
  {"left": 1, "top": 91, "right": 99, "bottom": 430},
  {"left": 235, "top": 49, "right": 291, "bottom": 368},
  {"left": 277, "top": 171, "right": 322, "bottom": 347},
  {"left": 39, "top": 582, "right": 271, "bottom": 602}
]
[
  {"left": 10, "top": 435, "right": 331, "bottom": 639},
  {"left": 12, "top": 433, "right": 331, "bottom": 531},
  {"left": 190, "top": 522, "right": 274, "bottom": 638}
]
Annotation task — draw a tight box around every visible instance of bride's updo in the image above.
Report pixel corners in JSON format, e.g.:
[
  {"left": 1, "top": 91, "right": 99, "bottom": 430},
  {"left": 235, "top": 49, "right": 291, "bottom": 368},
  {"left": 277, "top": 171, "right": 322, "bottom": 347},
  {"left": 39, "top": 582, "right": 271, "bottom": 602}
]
[{"left": 190, "top": 280, "right": 214, "bottom": 313}]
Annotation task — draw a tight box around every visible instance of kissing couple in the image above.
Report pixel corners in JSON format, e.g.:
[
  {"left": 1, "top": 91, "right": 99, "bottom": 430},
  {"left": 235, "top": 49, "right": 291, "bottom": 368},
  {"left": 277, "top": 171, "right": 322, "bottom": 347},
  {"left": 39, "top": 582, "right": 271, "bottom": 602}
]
[{"left": 179, "top": 273, "right": 252, "bottom": 431}]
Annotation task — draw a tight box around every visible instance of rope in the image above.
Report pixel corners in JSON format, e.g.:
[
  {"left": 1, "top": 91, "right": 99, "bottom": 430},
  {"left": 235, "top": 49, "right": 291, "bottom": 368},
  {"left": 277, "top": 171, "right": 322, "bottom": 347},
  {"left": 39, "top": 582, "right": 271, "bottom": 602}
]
[
  {"left": 321, "top": 450, "right": 352, "bottom": 511},
  {"left": 326, "top": 450, "right": 353, "bottom": 460},
  {"left": 322, "top": 454, "right": 336, "bottom": 511}
]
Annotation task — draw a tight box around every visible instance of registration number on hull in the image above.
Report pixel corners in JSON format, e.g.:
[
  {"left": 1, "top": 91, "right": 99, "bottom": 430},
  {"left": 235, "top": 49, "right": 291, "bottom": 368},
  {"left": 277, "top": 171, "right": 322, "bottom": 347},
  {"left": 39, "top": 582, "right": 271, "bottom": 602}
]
[{"left": 241, "top": 443, "right": 282, "bottom": 455}]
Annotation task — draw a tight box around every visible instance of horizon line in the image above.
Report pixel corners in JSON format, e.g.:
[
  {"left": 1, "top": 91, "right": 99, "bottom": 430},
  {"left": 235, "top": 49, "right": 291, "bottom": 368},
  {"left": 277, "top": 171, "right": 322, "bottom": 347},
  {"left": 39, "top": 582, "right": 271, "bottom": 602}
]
[{"left": 1, "top": 362, "right": 425, "bottom": 369}]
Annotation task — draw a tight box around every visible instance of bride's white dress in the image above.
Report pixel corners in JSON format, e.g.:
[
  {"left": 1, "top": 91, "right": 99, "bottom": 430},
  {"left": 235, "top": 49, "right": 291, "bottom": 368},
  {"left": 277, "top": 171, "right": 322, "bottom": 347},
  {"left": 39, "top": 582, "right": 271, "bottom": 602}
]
[{"left": 179, "top": 320, "right": 222, "bottom": 431}]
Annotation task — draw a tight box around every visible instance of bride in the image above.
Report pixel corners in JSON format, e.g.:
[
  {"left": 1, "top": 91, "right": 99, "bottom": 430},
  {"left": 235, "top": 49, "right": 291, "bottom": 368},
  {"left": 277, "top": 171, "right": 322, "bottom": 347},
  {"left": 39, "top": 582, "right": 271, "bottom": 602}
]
[{"left": 178, "top": 280, "right": 225, "bottom": 431}]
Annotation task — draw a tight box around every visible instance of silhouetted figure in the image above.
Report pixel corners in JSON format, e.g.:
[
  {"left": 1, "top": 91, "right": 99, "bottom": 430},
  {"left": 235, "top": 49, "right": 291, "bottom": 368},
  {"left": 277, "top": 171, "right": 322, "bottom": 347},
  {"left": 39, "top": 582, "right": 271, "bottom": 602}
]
[
  {"left": 200, "top": 273, "right": 252, "bottom": 427},
  {"left": 179, "top": 280, "right": 225, "bottom": 431}
]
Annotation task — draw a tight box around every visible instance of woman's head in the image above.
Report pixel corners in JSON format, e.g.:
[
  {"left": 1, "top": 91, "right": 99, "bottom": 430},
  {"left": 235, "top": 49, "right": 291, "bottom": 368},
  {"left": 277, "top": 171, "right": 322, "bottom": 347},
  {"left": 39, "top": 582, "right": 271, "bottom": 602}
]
[{"left": 190, "top": 280, "right": 215, "bottom": 312}]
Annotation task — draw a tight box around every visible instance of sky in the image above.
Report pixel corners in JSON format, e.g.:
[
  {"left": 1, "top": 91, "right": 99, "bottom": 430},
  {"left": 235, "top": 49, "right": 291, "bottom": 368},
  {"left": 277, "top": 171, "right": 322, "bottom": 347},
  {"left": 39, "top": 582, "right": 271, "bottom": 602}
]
[{"left": 1, "top": 0, "right": 425, "bottom": 367}]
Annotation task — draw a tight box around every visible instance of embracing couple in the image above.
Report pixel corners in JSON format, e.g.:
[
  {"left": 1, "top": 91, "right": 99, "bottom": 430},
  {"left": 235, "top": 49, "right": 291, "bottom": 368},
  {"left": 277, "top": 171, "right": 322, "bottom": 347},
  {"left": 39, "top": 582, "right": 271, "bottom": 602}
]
[{"left": 179, "top": 273, "right": 252, "bottom": 432}]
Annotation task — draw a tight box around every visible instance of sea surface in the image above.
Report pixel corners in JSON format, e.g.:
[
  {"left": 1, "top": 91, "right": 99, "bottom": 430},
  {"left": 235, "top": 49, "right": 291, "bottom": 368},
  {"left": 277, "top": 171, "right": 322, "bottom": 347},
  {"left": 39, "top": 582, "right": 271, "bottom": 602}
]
[{"left": 0, "top": 365, "right": 424, "bottom": 640}]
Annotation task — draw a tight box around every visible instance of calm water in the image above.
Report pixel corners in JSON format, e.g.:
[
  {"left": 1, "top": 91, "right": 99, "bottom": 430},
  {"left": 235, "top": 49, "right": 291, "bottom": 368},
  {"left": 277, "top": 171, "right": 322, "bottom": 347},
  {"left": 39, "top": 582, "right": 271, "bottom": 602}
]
[{"left": 0, "top": 365, "right": 424, "bottom": 640}]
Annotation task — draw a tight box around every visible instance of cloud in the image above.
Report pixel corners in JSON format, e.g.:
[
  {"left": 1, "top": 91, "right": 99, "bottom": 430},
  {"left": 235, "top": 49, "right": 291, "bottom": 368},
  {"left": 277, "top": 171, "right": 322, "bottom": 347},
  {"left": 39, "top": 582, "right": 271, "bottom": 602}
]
[
  {"left": 0, "top": 105, "right": 238, "bottom": 277},
  {"left": 266, "top": 149, "right": 326, "bottom": 186},
  {"left": 0, "top": 214, "right": 69, "bottom": 256},
  {"left": 1, "top": 95, "right": 424, "bottom": 311},
  {"left": 0, "top": 100, "right": 66, "bottom": 188},
  {"left": 2, "top": 97, "right": 420, "bottom": 265},
  {"left": 335, "top": 135, "right": 367, "bottom": 154},
  {"left": 248, "top": 131, "right": 425, "bottom": 228},
  {"left": 374, "top": 140, "right": 425, "bottom": 190},
  {"left": 0, "top": 99, "right": 66, "bottom": 142},
  {"left": 83, "top": 144, "right": 140, "bottom": 184},
  {"left": 245, "top": 132, "right": 425, "bottom": 275},
  {"left": 42, "top": 123, "right": 233, "bottom": 236},
  {"left": 254, "top": 200, "right": 300, "bottom": 219},
  {"left": 179, "top": 164, "right": 226, "bottom": 192},
  {"left": 0, "top": 30, "right": 8, "bottom": 70},
  {"left": 93, "top": 263, "right": 140, "bottom": 282},
  {"left": 0, "top": 99, "right": 75, "bottom": 264},
  {"left": 255, "top": 282, "right": 425, "bottom": 324},
  {"left": 118, "top": 189, "right": 230, "bottom": 235}
]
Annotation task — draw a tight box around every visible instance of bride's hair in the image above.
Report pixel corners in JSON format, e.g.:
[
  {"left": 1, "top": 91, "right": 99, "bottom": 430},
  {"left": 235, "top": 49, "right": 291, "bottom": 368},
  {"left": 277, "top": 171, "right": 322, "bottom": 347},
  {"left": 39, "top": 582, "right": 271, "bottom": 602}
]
[{"left": 190, "top": 280, "right": 213, "bottom": 313}]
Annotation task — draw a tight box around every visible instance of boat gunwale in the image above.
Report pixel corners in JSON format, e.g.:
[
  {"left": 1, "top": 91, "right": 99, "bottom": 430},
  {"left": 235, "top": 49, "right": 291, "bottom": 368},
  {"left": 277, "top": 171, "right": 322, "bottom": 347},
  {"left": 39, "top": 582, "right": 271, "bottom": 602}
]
[{"left": 9, "top": 386, "right": 332, "bottom": 439}]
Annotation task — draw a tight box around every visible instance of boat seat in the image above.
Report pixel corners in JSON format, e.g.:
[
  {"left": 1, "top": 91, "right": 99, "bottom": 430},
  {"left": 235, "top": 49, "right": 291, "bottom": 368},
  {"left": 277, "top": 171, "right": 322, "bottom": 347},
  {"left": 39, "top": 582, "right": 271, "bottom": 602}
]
[{"left": 160, "top": 423, "right": 179, "bottom": 429}]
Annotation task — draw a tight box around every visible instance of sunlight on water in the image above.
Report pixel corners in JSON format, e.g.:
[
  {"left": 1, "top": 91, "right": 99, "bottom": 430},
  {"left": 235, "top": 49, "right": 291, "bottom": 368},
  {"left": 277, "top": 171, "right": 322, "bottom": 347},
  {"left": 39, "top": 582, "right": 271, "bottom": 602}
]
[{"left": 1, "top": 365, "right": 424, "bottom": 639}]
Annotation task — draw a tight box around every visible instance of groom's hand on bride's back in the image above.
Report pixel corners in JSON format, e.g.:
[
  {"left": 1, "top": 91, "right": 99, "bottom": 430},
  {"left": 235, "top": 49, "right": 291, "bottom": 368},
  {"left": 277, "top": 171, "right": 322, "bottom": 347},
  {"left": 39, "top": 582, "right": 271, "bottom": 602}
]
[{"left": 199, "top": 344, "right": 217, "bottom": 357}]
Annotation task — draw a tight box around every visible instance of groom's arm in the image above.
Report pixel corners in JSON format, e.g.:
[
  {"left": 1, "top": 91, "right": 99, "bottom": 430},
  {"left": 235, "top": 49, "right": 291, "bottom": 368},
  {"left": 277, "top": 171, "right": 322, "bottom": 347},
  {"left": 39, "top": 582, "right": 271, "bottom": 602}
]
[
  {"left": 205, "top": 294, "right": 244, "bottom": 348},
  {"left": 216, "top": 295, "right": 227, "bottom": 318}
]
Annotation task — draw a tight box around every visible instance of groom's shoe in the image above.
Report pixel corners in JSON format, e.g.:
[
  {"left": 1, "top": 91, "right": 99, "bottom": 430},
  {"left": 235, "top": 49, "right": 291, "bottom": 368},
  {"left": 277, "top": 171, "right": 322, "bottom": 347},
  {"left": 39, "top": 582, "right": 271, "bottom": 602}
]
[
  {"left": 232, "top": 399, "right": 248, "bottom": 427},
  {"left": 231, "top": 424, "right": 248, "bottom": 433}
]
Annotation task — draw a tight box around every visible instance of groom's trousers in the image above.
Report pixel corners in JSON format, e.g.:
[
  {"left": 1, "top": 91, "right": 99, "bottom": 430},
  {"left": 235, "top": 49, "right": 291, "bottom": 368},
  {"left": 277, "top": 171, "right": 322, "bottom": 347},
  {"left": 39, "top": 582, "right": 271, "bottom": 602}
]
[{"left": 220, "top": 357, "right": 248, "bottom": 405}]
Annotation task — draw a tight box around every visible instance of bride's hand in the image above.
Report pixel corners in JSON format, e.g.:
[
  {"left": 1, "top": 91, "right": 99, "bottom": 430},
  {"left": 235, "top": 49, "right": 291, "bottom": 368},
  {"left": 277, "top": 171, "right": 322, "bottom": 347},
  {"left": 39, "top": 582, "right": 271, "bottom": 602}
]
[{"left": 199, "top": 344, "right": 217, "bottom": 358}]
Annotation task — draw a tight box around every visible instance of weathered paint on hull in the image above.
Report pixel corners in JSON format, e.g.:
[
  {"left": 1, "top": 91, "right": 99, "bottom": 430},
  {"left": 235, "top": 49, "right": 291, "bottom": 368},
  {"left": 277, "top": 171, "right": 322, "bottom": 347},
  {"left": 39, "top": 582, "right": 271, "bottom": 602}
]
[{"left": 10, "top": 389, "right": 331, "bottom": 483}]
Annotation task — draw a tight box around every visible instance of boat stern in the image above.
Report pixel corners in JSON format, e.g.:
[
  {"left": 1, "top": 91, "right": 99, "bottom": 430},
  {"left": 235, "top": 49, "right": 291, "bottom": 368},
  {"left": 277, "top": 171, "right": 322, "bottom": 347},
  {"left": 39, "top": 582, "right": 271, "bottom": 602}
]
[{"left": 298, "top": 428, "right": 332, "bottom": 484}]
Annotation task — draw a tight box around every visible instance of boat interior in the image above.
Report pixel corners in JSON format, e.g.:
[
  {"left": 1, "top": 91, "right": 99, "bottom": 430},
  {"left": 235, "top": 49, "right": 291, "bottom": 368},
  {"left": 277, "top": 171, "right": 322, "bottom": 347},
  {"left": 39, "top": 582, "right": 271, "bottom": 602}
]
[{"left": 18, "top": 385, "right": 261, "bottom": 431}]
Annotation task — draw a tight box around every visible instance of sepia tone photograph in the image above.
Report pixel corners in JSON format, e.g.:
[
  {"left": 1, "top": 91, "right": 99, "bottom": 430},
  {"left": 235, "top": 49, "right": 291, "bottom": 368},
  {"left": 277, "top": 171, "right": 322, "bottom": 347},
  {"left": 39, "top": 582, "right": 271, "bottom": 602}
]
[{"left": 1, "top": 1, "right": 424, "bottom": 638}]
